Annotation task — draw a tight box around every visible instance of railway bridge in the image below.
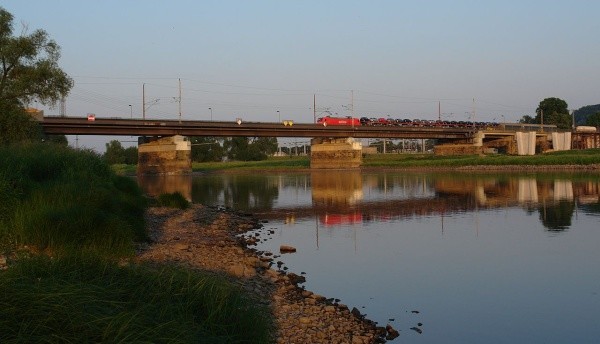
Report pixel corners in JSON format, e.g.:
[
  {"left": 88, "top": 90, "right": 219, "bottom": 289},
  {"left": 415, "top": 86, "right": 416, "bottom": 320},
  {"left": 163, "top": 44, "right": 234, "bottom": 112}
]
[{"left": 40, "top": 116, "right": 575, "bottom": 174}]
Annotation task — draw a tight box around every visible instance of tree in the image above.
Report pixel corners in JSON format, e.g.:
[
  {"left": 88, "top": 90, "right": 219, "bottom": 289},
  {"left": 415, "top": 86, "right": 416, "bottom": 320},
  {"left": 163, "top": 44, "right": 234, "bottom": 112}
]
[
  {"left": 104, "top": 141, "right": 138, "bottom": 164},
  {"left": 0, "top": 103, "right": 41, "bottom": 144},
  {"left": 518, "top": 98, "right": 572, "bottom": 129},
  {"left": 536, "top": 97, "right": 568, "bottom": 121},
  {"left": 103, "top": 140, "right": 126, "bottom": 164},
  {"left": 0, "top": 7, "right": 73, "bottom": 107},
  {"left": 123, "top": 146, "right": 138, "bottom": 164},
  {"left": 518, "top": 115, "right": 535, "bottom": 124},
  {"left": 190, "top": 136, "right": 224, "bottom": 162},
  {"left": 585, "top": 112, "right": 600, "bottom": 127},
  {"left": 252, "top": 137, "right": 278, "bottom": 156},
  {"left": 545, "top": 111, "right": 572, "bottom": 130},
  {"left": 45, "top": 134, "right": 68, "bottom": 146},
  {"left": 223, "top": 137, "right": 278, "bottom": 161},
  {"left": 536, "top": 97, "right": 571, "bottom": 129},
  {"left": 0, "top": 7, "right": 72, "bottom": 146},
  {"left": 574, "top": 104, "right": 600, "bottom": 125}
]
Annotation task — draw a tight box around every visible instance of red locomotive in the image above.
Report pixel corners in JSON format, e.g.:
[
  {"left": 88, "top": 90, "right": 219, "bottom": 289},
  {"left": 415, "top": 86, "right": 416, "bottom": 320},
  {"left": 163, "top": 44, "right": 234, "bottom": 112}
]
[{"left": 316, "top": 116, "right": 361, "bottom": 127}]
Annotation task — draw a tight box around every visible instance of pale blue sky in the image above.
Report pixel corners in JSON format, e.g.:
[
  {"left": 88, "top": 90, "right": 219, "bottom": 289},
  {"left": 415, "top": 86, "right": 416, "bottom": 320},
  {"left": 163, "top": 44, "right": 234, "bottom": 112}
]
[{"left": 3, "top": 1, "right": 600, "bottom": 151}]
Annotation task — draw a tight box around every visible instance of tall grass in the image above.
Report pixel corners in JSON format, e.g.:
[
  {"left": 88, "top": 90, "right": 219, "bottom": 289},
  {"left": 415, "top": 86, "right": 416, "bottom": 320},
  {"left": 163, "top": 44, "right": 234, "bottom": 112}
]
[
  {"left": 0, "top": 144, "right": 147, "bottom": 257},
  {"left": 0, "top": 255, "right": 271, "bottom": 343},
  {"left": 0, "top": 144, "right": 274, "bottom": 342}
]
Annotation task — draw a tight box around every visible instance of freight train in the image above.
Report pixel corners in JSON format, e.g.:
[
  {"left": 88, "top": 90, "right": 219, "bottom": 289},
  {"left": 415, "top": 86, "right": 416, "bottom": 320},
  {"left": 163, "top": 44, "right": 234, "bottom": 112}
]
[{"left": 316, "top": 115, "right": 502, "bottom": 129}]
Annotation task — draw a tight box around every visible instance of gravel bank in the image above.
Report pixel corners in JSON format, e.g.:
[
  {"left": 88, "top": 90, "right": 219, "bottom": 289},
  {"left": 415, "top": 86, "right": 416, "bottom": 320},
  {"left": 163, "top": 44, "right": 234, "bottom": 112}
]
[{"left": 136, "top": 204, "right": 390, "bottom": 343}]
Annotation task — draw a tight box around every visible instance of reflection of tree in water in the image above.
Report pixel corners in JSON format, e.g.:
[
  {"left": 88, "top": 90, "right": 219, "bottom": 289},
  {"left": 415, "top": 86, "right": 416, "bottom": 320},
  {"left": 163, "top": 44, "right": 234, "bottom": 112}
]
[
  {"left": 579, "top": 202, "right": 600, "bottom": 216},
  {"left": 191, "top": 175, "right": 278, "bottom": 211},
  {"left": 538, "top": 200, "right": 575, "bottom": 231},
  {"left": 192, "top": 176, "right": 225, "bottom": 206}
]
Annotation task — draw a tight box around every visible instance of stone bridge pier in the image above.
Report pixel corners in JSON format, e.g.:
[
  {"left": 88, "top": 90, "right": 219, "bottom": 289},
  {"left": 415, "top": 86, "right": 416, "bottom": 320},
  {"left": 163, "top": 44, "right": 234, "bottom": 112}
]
[
  {"left": 310, "top": 137, "right": 362, "bottom": 169},
  {"left": 137, "top": 135, "right": 191, "bottom": 175}
]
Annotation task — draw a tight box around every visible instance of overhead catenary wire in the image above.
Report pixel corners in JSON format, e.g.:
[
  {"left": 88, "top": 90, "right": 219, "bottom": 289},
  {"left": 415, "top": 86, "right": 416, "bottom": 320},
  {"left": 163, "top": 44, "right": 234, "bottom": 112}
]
[{"left": 58, "top": 75, "right": 536, "bottom": 121}]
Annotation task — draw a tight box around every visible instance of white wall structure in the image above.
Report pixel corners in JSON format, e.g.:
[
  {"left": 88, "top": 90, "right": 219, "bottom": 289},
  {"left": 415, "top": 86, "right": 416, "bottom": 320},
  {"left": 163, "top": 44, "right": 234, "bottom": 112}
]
[
  {"left": 551, "top": 132, "right": 572, "bottom": 151},
  {"left": 516, "top": 132, "right": 536, "bottom": 155}
]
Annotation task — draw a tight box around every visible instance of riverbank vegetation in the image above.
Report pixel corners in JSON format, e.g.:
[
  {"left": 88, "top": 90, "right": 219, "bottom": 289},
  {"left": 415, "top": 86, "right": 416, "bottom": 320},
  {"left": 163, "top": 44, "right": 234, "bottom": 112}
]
[
  {"left": 186, "top": 149, "right": 600, "bottom": 173},
  {"left": 362, "top": 148, "right": 600, "bottom": 168},
  {"left": 0, "top": 144, "right": 146, "bottom": 257},
  {"left": 0, "top": 144, "right": 271, "bottom": 343},
  {"left": 193, "top": 156, "right": 309, "bottom": 172}
]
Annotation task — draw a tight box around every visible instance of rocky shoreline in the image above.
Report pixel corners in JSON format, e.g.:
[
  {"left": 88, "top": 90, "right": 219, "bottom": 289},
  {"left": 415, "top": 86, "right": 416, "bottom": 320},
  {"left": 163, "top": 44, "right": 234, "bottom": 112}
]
[{"left": 136, "top": 204, "right": 394, "bottom": 343}]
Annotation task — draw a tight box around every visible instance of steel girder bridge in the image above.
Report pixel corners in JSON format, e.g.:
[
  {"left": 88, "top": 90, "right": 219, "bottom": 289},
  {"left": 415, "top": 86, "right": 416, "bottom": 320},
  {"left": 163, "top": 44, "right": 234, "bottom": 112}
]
[{"left": 40, "top": 117, "right": 476, "bottom": 140}]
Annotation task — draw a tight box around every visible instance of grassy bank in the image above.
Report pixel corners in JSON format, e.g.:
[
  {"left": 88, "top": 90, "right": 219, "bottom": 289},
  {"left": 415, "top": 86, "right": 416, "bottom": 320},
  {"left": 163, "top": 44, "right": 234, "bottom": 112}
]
[
  {"left": 0, "top": 144, "right": 271, "bottom": 343},
  {"left": 362, "top": 149, "right": 600, "bottom": 168},
  {"left": 188, "top": 149, "right": 600, "bottom": 172},
  {"left": 193, "top": 156, "right": 309, "bottom": 172}
]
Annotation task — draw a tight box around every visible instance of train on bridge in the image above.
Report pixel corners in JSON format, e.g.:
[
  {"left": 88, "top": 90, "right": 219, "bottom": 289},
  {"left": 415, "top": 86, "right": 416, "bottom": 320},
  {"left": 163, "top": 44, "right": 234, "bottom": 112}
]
[
  {"left": 317, "top": 115, "right": 502, "bottom": 130},
  {"left": 316, "top": 115, "right": 569, "bottom": 132}
]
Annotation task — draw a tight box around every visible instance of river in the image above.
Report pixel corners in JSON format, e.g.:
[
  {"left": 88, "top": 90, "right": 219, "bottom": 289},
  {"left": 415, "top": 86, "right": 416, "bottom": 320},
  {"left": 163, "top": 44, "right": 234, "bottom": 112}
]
[{"left": 138, "top": 170, "right": 600, "bottom": 343}]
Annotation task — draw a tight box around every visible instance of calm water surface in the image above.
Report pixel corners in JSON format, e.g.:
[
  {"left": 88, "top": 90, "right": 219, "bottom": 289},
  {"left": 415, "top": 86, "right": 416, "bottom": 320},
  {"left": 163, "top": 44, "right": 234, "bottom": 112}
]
[{"left": 139, "top": 171, "right": 600, "bottom": 343}]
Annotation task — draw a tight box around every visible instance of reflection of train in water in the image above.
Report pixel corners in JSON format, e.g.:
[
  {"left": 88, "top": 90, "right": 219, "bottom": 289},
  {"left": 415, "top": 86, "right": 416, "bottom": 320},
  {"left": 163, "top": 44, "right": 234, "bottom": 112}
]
[
  {"left": 320, "top": 212, "right": 363, "bottom": 227},
  {"left": 316, "top": 115, "right": 562, "bottom": 132}
]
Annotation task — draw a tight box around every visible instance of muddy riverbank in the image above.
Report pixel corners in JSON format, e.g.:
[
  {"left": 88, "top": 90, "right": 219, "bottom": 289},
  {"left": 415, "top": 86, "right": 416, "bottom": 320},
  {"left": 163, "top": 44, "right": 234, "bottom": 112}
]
[{"left": 136, "top": 204, "right": 393, "bottom": 343}]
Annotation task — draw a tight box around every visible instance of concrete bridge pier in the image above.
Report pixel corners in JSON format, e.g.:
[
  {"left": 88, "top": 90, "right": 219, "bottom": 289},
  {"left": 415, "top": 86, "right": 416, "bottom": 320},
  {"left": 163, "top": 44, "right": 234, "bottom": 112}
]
[
  {"left": 310, "top": 137, "right": 362, "bottom": 169},
  {"left": 515, "top": 132, "right": 537, "bottom": 155},
  {"left": 137, "top": 135, "right": 191, "bottom": 175},
  {"left": 550, "top": 132, "right": 572, "bottom": 151}
]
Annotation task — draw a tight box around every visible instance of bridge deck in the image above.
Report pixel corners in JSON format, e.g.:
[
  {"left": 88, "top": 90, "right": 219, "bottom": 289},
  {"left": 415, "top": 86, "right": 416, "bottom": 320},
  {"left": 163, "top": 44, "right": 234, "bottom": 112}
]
[{"left": 41, "top": 117, "right": 476, "bottom": 139}]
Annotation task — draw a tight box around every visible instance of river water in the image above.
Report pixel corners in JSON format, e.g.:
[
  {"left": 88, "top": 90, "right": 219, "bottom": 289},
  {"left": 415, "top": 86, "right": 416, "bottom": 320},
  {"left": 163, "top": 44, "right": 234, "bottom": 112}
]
[{"left": 138, "top": 171, "right": 600, "bottom": 343}]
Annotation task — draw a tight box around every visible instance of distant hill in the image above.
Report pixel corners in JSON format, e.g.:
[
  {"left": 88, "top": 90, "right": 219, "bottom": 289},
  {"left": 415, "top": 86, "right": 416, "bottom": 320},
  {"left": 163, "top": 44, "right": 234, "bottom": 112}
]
[{"left": 574, "top": 104, "right": 600, "bottom": 125}]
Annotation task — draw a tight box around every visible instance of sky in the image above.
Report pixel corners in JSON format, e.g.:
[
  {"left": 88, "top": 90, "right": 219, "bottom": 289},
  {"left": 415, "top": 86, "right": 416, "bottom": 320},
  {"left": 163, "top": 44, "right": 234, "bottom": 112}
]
[{"left": 3, "top": 0, "right": 600, "bottom": 152}]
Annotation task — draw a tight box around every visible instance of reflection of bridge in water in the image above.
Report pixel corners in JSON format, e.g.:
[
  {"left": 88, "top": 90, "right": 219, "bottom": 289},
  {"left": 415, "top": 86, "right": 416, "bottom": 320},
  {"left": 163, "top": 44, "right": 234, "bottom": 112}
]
[
  {"left": 254, "top": 172, "right": 600, "bottom": 225},
  {"left": 135, "top": 171, "right": 600, "bottom": 228}
]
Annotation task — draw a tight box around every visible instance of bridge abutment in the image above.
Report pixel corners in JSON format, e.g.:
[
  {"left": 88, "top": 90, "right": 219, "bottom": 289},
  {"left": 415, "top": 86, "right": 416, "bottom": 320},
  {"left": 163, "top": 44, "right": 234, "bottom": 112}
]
[
  {"left": 137, "top": 135, "right": 191, "bottom": 175},
  {"left": 310, "top": 137, "right": 362, "bottom": 169}
]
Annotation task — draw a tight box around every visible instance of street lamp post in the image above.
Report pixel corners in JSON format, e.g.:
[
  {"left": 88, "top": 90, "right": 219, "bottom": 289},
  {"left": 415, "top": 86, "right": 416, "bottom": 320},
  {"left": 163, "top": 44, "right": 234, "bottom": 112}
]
[
  {"left": 129, "top": 104, "right": 132, "bottom": 118},
  {"left": 277, "top": 110, "right": 280, "bottom": 123},
  {"left": 209, "top": 107, "right": 213, "bottom": 121}
]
